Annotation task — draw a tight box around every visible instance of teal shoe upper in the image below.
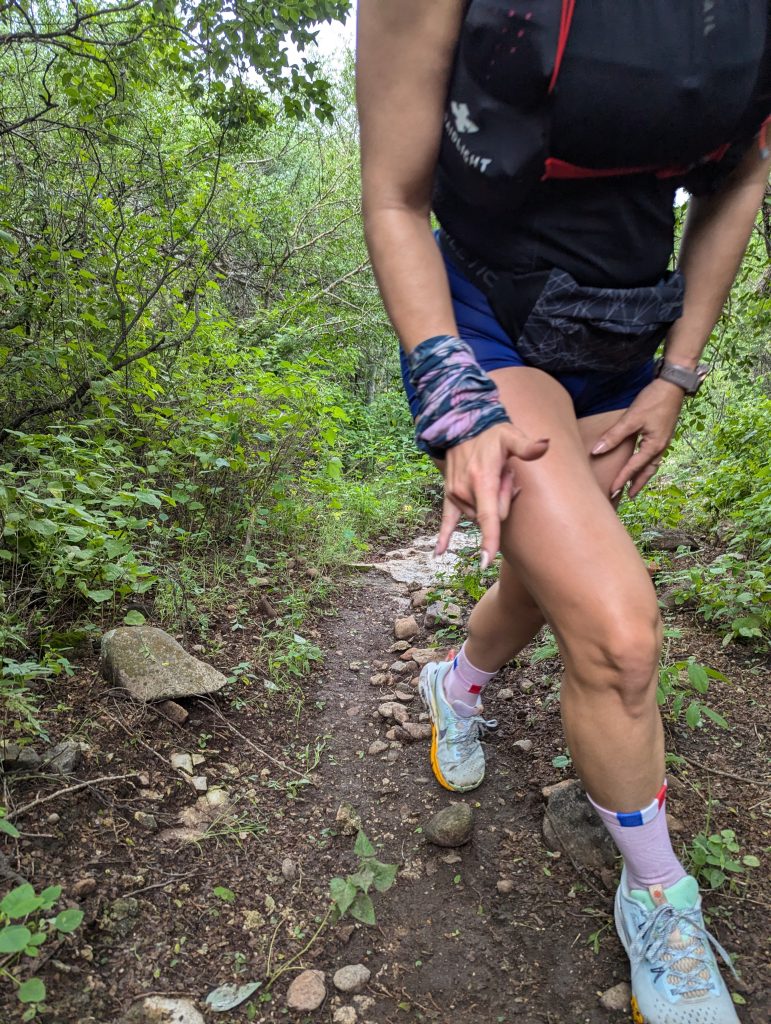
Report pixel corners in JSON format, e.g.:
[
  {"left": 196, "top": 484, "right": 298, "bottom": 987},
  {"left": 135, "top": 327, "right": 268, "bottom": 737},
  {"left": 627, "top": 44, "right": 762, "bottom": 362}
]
[{"left": 615, "top": 868, "right": 740, "bottom": 1023}]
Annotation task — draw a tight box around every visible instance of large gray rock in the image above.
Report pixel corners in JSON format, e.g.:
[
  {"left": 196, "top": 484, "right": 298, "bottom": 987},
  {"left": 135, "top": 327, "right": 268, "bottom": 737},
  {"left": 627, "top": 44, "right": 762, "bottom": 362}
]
[
  {"left": 0, "top": 741, "right": 40, "bottom": 771},
  {"left": 101, "top": 627, "right": 227, "bottom": 701},
  {"left": 542, "top": 779, "right": 616, "bottom": 871},
  {"left": 424, "top": 803, "right": 474, "bottom": 848},
  {"left": 644, "top": 528, "right": 699, "bottom": 552},
  {"left": 45, "top": 740, "right": 83, "bottom": 775}
]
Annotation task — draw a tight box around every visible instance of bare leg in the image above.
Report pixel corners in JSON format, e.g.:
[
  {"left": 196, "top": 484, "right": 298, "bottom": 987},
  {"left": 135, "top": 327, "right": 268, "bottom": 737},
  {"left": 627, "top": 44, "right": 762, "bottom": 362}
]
[
  {"left": 465, "top": 367, "right": 663, "bottom": 811},
  {"left": 464, "top": 401, "right": 636, "bottom": 673}
]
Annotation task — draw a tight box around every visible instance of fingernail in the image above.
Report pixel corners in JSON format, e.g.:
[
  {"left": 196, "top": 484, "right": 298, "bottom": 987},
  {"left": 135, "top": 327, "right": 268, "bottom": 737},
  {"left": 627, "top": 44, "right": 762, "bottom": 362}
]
[
  {"left": 511, "top": 486, "right": 522, "bottom": 500},
  {"left": 611, "top": 488, "right": 622, "bottom": 500},
  {"left": 479, "top": 550, "right": 490, "bottom": 572},
  {"left": 592, "top": 441, "right": 608, "bottom": 455}
]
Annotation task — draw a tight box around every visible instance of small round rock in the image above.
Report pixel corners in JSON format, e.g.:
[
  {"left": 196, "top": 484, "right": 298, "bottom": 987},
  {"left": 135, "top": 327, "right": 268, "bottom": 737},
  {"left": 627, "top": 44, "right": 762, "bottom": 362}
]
[
  {"left": 281, "top": 857, "right": 297, "bottom": 882},
  {"left": 286, "top": 969, "right": 326, "bottom": 1012},
  {"left": 333, "top": 1008, "right": 357, "bottom": 1024},
  {"left": 599, "top": 981, "right": 632, "bottom": 1011},
  {"left": 333, "top": 963, "right": 371, "bottom": 994},
  {"left": 424, "top": 803, "right": 474, "bottom": 848},
  {"left": 496, "top": 879, "right": 515, "bottom": 894}
]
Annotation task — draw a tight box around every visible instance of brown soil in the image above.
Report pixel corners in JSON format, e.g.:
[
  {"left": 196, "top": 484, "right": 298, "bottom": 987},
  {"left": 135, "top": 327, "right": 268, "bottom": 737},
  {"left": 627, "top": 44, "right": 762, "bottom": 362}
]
[{"left": 1, "top": 552, "right": 769, "bottom": 1024}]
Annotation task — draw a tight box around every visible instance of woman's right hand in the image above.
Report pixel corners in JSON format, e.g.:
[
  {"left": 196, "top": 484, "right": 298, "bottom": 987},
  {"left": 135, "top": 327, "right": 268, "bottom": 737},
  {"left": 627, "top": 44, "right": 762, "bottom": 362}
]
[{"left": 436, "top": 424, "right": 549, "bottom": 566}]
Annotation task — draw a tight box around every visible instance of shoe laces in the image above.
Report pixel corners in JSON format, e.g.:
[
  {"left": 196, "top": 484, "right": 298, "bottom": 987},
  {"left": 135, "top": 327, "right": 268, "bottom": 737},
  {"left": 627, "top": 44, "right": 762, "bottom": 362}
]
[
  {"left": 633, "top": 901, "right": 737, "bottom": 1000},
  {"left": 445, "top": 713, "right": 497, "bottom": 762}
]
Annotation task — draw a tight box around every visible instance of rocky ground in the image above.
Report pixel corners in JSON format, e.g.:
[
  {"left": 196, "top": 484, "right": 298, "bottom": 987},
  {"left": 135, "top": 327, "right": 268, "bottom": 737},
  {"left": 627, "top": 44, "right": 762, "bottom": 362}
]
[{"left": 1, "top": 531, "right": 769, "bottom": 1023}]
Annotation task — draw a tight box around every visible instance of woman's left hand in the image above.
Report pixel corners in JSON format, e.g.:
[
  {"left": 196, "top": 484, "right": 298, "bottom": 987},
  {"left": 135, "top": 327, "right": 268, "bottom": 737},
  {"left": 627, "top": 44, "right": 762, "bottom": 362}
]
[{"left": 590, "top": 379, "right": 686, "bottom": 499}]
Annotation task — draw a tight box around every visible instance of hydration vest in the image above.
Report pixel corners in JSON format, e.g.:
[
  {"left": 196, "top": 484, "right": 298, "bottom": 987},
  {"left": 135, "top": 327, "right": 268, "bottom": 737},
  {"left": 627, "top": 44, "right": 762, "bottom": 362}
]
[{"left": 433, "top": 0, "right": 771, "bottom": 254}]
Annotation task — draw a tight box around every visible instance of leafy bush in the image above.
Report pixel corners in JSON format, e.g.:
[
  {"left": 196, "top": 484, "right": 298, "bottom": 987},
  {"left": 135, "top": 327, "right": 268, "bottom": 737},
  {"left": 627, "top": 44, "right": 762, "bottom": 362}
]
[{"left": 0, "top": 883, "right": 84, "bottom": 1019}]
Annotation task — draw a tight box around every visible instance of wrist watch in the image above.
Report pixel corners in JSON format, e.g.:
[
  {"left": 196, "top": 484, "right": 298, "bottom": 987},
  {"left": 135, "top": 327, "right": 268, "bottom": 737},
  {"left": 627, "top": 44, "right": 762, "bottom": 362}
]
[{"left": 654, "top": 358, "right": 711, "bottom": 396}]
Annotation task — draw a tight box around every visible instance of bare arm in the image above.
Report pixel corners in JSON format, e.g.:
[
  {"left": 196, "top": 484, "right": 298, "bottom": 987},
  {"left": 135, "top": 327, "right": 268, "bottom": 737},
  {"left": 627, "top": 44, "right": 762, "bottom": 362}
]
[
  {"left": 356, "top": 0, "right": 549, "bottom": 566},
  {"left": 665, "top": 143, "right": 771, "bottom": 368},
  {"left": 356, "top": 0, "right": 464, "bottom": 350},
  {"left": 594, "top": 142, "right": 771, "bottom": 497}
]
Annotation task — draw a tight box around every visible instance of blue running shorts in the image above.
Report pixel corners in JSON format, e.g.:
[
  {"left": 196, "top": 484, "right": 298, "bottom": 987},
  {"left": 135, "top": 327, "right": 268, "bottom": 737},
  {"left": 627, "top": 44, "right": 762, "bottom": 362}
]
[{"left": 400, "top": 249, "right": 654, "bottom": 420}]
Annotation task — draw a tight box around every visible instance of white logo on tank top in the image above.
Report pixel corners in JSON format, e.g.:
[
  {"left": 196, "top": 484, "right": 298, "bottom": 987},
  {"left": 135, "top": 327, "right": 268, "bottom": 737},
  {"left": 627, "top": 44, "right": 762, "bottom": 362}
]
[{"left": 451, "top": 102, "right": 479, "bottom": 134}]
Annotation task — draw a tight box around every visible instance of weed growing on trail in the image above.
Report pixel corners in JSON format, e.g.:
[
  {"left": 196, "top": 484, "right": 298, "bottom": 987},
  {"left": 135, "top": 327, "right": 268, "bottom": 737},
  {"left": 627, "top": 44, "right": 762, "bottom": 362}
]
[
  {"left": 0, "top": 883, "right": 84, "bottom": 1019},
  {"left": 330, "top": 830, "right": 398, "bottom": 926},
  {"left": 657, "top": 656, "right": 730, "bottom": 730},
  {"left": 687, "top": 829, "right": 760, "bottom": 891},
  {"left": 658, "top": 553, "right": 769, "bottom": 649}
]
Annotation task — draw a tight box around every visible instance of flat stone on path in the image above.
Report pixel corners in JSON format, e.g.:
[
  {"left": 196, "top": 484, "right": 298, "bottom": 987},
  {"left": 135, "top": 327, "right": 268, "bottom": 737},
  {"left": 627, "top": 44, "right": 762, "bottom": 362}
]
[
  {"left": 378, "top": 701, "right": 409, "bottom": 724},
  {"left": 286, "top": 969, "right": 326, "bottom": 1011},
  {"left": 101, "top": 626, "right": 227, "bottom": 702},
  {"left": 424, "top": 803, "right": 474, "bottom": 848},
  {"left": 333, "top": 963, "right": 371, "bottom": 993},
  {"left": 119, "top": 996, "right": 204, "bottom": 1023}
]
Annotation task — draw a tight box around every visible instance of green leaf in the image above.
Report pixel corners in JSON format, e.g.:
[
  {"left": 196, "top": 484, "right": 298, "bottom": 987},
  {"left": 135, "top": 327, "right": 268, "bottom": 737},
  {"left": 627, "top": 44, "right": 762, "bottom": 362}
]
[
  {"left": 0, "top": 924, "right": 33, "bottom": 953},
  {"left": 28, "top": 518, "right": 58, "bottom": 537},
  {"left": 353, "top": 831, "right": 376, "bottom": 858},
  {"left": 685, "top": 701, "right": 702, "bottom": 729},
  {"left": 348, "top": 891, "right": 376, "bottom": 926},
  {"left": 347, "top": 867, "right": 375, "bottom": 894},
  {"left": 687, "top": 662, "right": 709, "bottom": 694},
  {"left": 371, "top": 860, "right": 398, "bottom": 893},
  {"left": 742, "top": 855, "right": 760, "bottom": 868},
  {"left": 1, "top": 884, "right": 42, "bottom": 919},
  {"left": 86, "top": 588, "right": 114, "bottom": 604},
  {"left": 701, "top": 706, "right": 729, "bottom": 730},
  {"left": 124, "top": 610, "right": 146, "bottom": 626},
  {"left": 0, "top": 817, "right": 20, "bottom": 838},
  {"left": 212, "top": 886, "right": 236, "bottom": 904},
  {"left": 38, "top": 886, "right": 62, "bottom": 909},
  {"left": 52, "top": 908, "right": 83, "bottom": 933},
  {"left": 329, "top": 877, "right": 357, "bottom": 916},
  {"left": 17, "top": 977, "right": 46, "bottom": 1004}
]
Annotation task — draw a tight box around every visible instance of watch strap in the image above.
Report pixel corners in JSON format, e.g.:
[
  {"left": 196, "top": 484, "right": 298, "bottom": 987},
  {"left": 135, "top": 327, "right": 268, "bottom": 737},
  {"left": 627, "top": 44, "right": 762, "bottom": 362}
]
[{"left": 654, "top": 358, "right": 710, "bottom": 395}]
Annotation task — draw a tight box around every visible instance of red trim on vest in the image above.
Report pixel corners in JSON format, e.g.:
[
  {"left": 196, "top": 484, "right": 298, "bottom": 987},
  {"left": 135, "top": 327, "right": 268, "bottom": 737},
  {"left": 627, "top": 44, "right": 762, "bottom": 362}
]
[
  {"left": 548, "top": 0, "right": 576, "bottom": 95},
  {"left": 542, "top": 140, "right": 733, "bottom": 183}
]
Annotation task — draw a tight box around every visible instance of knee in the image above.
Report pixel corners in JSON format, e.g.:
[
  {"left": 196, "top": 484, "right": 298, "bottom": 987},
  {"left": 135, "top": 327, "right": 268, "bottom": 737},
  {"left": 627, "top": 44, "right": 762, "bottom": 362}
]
[{"left": 567, "top": 606, "right": 662, "bottom": 716}]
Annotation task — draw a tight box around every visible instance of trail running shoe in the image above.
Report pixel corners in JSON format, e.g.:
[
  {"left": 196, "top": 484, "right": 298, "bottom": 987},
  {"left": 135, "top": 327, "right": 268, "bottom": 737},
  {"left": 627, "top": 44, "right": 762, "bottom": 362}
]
[
  {"left": 615, "top": 867, "right": 740, "bottom": 1024},
  {"left": 418, "top": 658, "right": 496, "bottom": 792}
]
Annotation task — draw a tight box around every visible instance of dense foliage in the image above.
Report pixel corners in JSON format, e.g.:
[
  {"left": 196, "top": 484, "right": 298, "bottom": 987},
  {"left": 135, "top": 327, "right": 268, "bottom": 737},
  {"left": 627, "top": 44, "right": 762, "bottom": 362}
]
[
  {"left": 0, "top": 4, "right": 433, "bottom": 736},
  {"left": 0, "top": 3, "right": 768, "bottom": 745}
]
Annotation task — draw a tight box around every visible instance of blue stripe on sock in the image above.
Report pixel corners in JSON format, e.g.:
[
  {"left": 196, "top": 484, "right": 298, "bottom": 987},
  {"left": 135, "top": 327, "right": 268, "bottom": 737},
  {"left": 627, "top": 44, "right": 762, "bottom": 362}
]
[{"left": 616, "top": 810, "right": 644, "bottom": 828}]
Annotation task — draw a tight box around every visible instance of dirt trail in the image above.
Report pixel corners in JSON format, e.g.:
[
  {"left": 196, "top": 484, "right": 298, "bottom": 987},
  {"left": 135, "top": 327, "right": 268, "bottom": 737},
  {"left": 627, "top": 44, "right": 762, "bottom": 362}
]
[
  {"left": 303, "top": 535, "right": 769, "bottom": 1024},
  {"left": 2, "top": 534, "right": 767, "bottom": 1024},
  {"left": 311, "top": 547, "right": 630, "bottom": 1023}
]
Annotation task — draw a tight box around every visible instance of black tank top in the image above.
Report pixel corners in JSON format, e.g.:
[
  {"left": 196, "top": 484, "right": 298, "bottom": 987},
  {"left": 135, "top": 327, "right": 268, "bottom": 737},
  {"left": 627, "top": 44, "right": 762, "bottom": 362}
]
[{"left": 433, "top": 0, "right": 771, "bottom": 288}]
